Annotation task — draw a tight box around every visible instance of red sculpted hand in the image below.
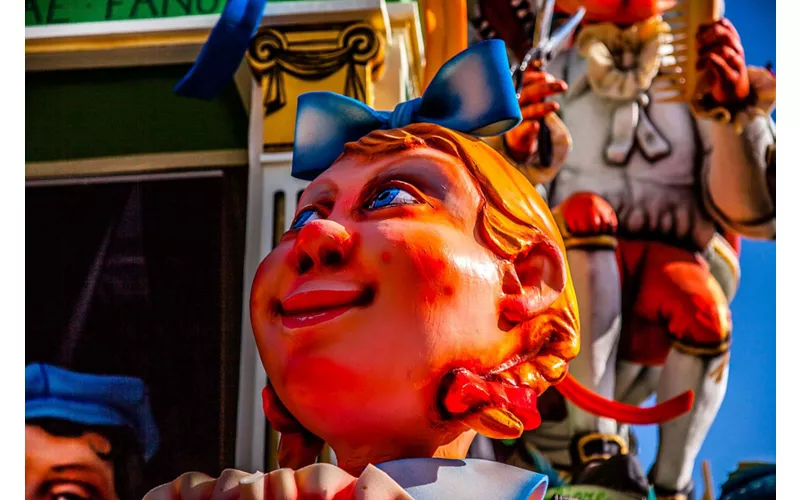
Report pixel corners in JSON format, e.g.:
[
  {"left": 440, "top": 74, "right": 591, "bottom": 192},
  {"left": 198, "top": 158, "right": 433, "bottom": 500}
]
[
  {"left": 696, "top": 18, "right": 750, "bottom": 105},
  {"left": 555, "top": 192, "right": 618, "bottom": 237},
  {"left": 504, "top": 71, "right": 567, "bottom": 162}
]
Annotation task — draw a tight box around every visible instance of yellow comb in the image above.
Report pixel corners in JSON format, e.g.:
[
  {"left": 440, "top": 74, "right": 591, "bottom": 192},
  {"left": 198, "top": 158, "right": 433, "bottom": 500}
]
[{"left": 655, "top": 0, "right": 724, "bottom": 103}]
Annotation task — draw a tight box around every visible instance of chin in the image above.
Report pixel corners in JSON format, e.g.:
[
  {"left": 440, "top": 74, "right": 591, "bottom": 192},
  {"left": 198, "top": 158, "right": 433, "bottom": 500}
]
[{"left": 299, "top": 396, "right": 431, "bottom": 447}]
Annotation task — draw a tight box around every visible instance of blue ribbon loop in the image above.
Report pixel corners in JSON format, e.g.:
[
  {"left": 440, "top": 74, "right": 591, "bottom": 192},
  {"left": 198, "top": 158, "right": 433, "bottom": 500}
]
[
  {"left": 291, "top": 39, "right": 522, "bottom": 181},
  {"left": 173, "top": 0, "right": 268, "bottom": 100}
]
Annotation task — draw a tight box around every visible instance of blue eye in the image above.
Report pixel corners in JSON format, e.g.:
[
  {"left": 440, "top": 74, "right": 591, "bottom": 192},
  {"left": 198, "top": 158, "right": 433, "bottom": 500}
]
[
  {"left": 367, "top": 187, "right": 419, "bottom": 210},
  {"left": 290, "top": 209, "right": 320, "bottom": 230}
]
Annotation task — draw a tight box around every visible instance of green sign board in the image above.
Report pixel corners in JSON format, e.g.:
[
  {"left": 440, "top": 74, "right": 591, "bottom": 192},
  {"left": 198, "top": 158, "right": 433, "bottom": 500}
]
[
  {"left": 25, "top": 0, "right": 410, "bottom": 27},
  {"left": 25, "top": 0, "right": 226, "bottom": 26}
]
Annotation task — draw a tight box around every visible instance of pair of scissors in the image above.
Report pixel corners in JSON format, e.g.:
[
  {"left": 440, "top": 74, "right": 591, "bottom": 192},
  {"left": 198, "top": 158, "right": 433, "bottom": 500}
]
[{"left": 510, "top": 0, "right": 585, "bottom": 167}]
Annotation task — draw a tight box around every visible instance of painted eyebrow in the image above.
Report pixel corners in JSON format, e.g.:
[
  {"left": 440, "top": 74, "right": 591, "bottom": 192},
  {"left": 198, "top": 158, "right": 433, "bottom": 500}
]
[
  {"left": 51, "top": 463, "right": 105, "bottom": 472},
  {"left": 298, "top": 179, "right": 338, "bottom": 209},
  {"left": 47, "top": 463, "right": 106, "bottom": 496},
  {"left": 360, "top": 159, "right": 452, "bottom": 201}
]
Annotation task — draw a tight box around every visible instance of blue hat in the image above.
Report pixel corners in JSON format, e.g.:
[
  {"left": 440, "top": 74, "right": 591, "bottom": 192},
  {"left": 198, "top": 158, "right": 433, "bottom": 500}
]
[{"left": 25, "top": 363, "right": 160, "bottom": 461}]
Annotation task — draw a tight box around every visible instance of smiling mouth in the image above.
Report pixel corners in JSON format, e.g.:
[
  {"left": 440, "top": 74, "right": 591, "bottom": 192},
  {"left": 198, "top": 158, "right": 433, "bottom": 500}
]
[{"left": 278, "top": 285, "right": 375, "bottom": 329}]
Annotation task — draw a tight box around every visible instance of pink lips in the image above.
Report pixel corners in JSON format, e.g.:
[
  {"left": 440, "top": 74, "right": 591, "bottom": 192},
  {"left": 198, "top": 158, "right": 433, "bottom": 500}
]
[{"left": 280, "top": 281, "right": 369, "bottom": 329}]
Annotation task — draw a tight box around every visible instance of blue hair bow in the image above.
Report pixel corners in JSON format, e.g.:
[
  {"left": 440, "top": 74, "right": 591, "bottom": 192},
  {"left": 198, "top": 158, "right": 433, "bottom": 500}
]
[
  {"left": 174, "top": 0, "right": 267, "bottom": 100},
  {"left": 291, "top": 39, "right": 522, "bottom": 181}
]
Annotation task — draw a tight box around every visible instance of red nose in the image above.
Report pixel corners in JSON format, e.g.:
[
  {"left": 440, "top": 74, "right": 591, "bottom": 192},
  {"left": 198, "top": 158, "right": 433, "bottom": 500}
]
[{"left": 288, "top": 219, "right": 354, "bottom": 274}]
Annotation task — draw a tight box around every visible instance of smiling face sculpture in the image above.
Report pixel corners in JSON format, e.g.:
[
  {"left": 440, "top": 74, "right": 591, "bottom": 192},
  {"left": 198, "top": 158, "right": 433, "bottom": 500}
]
[{"left": 250, "top": 123, "right": 580, "bottom": 475}]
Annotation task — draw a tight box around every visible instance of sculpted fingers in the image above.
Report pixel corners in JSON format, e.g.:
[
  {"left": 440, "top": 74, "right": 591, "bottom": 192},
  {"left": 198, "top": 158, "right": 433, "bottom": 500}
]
[
  {"left": 697, "top": 19, "right": 744, "bottom": 57},
  {"left": 699, "top": 45, "right": 745, "bottom": 75},
  {"left": 506, "top": 72, "right": 563, "bottom": 162},
  {"left": 521, "top": 102, "right": 560, "bottom": 120},
  {"left": 142, "top": 482, "right": 179, "bottom": 500},
  {"left": 142, "top": 465, "right": 411, "bottom": 500},
  {"left": 707, "top": 52, "right": 734, "bottom": 78},
  {"left": 208, "top": 469, "right": 254, "bottom": 500},
  {"left": 143, "top": 472, "right": 217, "bottom": 500},
  {"left": 505, "top": 120, "right": 541, "bottom": 162},
  {"left": 175, "top": 472, "right": 221, "bottom": 500},
  {"left": 521, "top": 69, "right": 555, "bottom": 84},
  {"left": 519, "top": 72, "right": 568, "bottom": 106},
  {"left": 266, "top": 468, "right": 299, "bottom": 500},
  {"left": 239, "top": 472, "right": 267, "bottom": 500},
  {"left": 696, "top": 19, "right": 750, "bottom": 103},
  {"left": 294, "top": 463, "right": 358, "bottom": 499},
  {"left": 707, "top": 52, "right": 748, "bottom": 102}
]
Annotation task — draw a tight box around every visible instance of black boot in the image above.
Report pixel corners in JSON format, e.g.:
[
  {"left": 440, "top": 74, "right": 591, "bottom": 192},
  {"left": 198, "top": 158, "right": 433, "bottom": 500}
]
[{"left": 565, "top": 432, "right": 652, "bottom": 500}]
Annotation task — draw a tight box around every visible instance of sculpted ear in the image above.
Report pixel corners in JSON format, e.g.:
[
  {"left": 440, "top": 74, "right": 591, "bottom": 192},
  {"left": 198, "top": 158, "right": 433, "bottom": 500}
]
[{"left": 500, "top": 239, "right": 567, "bottom": 325}]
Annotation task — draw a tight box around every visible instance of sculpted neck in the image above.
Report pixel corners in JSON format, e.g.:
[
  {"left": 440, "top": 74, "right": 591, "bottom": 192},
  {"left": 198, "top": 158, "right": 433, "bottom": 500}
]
[{"left": 331, "top": 430, "right": 477, "bottom": 477}]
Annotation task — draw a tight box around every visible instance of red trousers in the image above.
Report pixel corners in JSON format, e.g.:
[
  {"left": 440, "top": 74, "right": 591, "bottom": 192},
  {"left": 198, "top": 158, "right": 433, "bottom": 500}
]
[{"left": 616, "top": 239, "right": 732, "bottom": 366}]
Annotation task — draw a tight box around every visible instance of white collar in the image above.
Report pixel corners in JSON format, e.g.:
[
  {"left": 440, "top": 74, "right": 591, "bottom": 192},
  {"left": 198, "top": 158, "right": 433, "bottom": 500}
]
[{"left": 376, "top": 457, "right": 548, "bottom": 500}]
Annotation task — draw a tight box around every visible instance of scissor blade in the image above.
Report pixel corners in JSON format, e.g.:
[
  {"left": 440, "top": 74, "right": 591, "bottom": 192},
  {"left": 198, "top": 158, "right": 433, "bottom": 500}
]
[
  {"left": 532, "top": 0, "right": 556, "bottom": 49},
  {"left": 544, "top": 7, "right": 585, "bottom": 59}
]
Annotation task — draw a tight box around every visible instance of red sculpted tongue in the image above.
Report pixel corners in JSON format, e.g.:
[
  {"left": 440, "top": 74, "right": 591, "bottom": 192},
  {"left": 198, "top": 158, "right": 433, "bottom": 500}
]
[
  {"left": 441, "top": 368, "right": 541, "bottom": 436},
  {"left": 440, "top": 363, "right": 695, "bottom": 440}
]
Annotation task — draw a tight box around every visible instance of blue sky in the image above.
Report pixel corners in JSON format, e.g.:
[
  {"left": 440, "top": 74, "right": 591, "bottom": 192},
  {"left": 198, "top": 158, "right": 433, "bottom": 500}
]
[{"left": 634, "top": 1, "right": 776, "bottom": 494}]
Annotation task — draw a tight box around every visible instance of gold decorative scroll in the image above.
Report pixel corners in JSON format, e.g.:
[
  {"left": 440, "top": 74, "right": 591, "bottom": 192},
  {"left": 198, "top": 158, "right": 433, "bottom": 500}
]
[{"left": 247, "top": 23, "right": 385, "bottom": 151}]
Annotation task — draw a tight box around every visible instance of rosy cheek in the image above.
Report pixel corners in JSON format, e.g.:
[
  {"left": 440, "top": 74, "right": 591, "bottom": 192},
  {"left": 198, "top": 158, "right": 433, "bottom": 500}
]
[
  {"left": 250, "top": 274, "right": 275, "bottom": 329},
  {"left": 250, "top": 249, "right": 292, "bottom": 347},
  {"left": 404, "top": 245, "right": 459, "bottom": 303},
  {"left": 252, "top": 246, "right": 293, "bottom": 300}
]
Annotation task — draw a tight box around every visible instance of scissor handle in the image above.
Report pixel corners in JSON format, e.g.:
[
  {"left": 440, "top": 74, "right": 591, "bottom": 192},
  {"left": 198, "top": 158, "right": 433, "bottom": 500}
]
[
  {"left": 511, "top": 61, "right": 554, "bottom": 169},
  {"left": 538, "top": 117, "right": 554, "bottom": 168}
]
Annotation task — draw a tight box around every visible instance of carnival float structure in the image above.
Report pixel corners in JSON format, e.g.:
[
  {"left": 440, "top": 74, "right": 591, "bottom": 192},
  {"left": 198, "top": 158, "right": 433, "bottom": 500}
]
[{"left": 25, "top": 0, "right": 775, "bottom": 498}]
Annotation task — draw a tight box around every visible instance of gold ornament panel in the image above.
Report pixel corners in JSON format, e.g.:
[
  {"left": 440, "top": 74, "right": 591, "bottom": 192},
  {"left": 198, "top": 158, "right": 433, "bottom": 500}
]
[{"left": 247, "top": 22, "right": 385, "bottom": 151}]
